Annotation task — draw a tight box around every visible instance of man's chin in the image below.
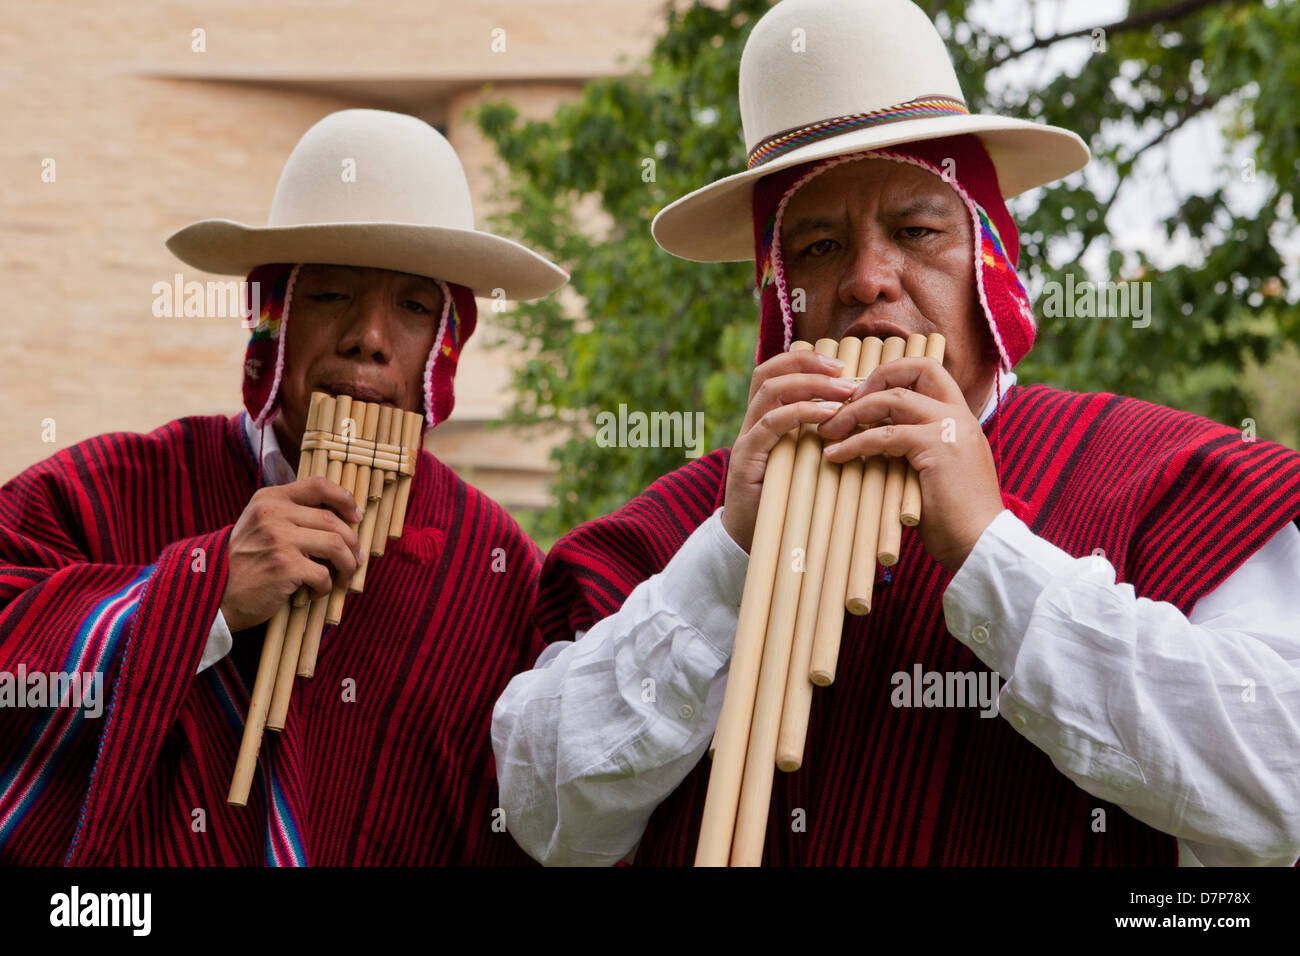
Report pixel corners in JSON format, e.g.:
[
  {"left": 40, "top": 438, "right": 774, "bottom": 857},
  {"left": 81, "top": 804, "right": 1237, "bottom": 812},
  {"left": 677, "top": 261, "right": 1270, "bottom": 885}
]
[{"left": 270, "top": 406, "right": 303, "bottom": 446}]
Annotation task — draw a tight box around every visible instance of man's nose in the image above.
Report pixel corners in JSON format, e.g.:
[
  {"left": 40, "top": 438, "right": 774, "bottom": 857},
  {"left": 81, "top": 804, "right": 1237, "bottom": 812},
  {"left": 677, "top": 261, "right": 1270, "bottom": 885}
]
[
  {"left": 837, "top": 236, "right": 903, "bottom": 307},
  {"left": 337, "top": 296, "right": 393, "bottom": 361}
]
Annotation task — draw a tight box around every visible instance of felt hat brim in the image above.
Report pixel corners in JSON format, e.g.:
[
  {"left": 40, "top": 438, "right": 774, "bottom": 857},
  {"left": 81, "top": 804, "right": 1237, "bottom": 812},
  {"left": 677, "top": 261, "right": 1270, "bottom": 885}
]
[{"left": 166, "top": 219, "right": 569, "bottom": 301}]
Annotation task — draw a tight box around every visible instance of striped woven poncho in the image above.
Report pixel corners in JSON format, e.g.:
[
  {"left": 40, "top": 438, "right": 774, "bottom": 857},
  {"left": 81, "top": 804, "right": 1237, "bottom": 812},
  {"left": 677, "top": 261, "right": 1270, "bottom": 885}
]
[{"left": 0, "top": 413, "right": 542, "bottom": 866}]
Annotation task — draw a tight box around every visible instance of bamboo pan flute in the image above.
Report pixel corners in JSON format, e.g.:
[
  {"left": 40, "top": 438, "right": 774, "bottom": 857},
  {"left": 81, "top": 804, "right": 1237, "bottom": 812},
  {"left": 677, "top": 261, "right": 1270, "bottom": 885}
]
[
  {"left": 228, "top": 391, "right": 424, "bottom": 807},
  {"left": 696, "top": 332, "right": 945, "bottom": 866}
]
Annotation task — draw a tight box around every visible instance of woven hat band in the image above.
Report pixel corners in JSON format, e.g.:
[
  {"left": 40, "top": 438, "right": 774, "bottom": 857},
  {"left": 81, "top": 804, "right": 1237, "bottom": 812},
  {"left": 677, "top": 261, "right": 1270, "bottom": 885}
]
[{"left": 746, "top": 95, "right": 969, "bottom": 170}]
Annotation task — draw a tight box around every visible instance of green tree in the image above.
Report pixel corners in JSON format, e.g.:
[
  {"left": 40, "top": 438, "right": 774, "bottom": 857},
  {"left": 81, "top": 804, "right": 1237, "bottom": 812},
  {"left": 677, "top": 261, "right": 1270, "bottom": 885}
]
[{"left": 476, "top": 0, "right": 1300, "bottom": 538}]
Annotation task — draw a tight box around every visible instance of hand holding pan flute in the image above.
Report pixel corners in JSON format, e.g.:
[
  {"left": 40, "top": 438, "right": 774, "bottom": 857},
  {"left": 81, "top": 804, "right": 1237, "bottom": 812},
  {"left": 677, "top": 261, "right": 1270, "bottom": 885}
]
[
  {"left": 720, "top": 347, "right": 862, "bottom": 552},
  {"left": 220, "top": 476, "right": 364, "bottom": 634},
  {"left": 818, "top": 351, "right": 1004, "bottom": 574}
]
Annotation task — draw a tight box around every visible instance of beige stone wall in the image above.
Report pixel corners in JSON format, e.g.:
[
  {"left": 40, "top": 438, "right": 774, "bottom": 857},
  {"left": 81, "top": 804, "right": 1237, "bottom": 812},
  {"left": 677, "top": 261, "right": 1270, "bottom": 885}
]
[{"left": 0, "top": 0, "right": 664, "bottom": 521}]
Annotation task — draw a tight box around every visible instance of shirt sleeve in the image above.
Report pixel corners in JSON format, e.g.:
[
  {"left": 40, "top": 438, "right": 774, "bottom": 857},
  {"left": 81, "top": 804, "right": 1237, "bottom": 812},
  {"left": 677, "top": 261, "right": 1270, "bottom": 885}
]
[
  {"left": 492, "top": 506, "right": 749, "bottom": 866},
  {"left": 199, "top": 610, "right": 235, "bottom": 674},
  {"left": 942, "top": 510, "right": 1300, "bottom": 866}
]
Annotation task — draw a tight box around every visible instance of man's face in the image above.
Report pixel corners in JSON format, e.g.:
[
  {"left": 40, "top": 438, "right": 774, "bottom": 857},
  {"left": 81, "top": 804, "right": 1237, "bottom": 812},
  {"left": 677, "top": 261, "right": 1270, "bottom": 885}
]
[
  {"left": 778, "top": 157, "right": 994, "bottom": 415},
  {"left": 273, "top": 264, "right": 443, "bottom": 457}
]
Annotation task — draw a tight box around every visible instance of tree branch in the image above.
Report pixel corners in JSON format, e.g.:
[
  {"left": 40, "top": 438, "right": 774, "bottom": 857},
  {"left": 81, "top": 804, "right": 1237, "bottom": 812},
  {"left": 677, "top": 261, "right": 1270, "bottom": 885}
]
[
  {"left": 1082, "top": 93, "right": 1222, "bottom": 257},
  {"left": 1127, "top": 92, "right": 1220, "bottom": 160},
  {"left": 988, "top": 0, "right": 1231, "bottom": 69}
]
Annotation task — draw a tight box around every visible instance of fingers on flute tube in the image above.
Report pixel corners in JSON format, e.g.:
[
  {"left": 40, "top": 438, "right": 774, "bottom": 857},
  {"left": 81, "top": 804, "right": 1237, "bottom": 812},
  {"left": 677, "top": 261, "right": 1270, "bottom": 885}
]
[
  {"left": 742, "top": 374, "right": 859, "bottom": 434},
  {"left": 302, "top": 562, "right": 335, "bottom": 602},
  {"left": 295, "top": 528, "right": 361, "bottom": 580},
  {"left": 818, "top": 386, "right": 949, "bottom": 440},
  {"left": 285, "top": 476, "right": 363, "bottom": 522},
  {"left": 747, "top": 348, "right": 846, "bottom": 402},
  {"left": 285, "top": 503, "right": 362, "bottom": 554},
  {"left": 749, "top": 400, "right": 841, "bottom": 447},
  {"left": 823, "top": 421, "right": 930, "bottom": 463},
  {"left": 849, "top": 355, "right": 964, "bottom": 406}
]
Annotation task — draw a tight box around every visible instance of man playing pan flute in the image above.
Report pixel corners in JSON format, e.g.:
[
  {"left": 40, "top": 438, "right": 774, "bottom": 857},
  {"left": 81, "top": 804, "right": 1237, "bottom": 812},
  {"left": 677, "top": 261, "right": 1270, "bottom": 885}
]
[
  {"left": 493, "top": 0, "right": 1300, "bottom": 866},
  {"left": 0, "top": 109, "right": 566, "bottom": 865}
]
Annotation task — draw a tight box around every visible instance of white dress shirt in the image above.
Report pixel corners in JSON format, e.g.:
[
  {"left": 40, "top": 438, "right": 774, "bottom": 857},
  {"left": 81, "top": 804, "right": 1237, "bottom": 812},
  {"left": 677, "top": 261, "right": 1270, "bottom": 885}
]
[{"left": 491, "top": 373, "right": 1300, "bottom": 867}]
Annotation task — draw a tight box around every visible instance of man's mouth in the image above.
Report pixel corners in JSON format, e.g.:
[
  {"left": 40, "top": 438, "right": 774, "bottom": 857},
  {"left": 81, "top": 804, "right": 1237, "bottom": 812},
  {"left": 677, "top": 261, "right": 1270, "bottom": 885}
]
[
  {"left": 840, "top": 320, "right": 917, "bottom": 342},
  {"left": 316, "top": 381, "right": 394, "bottom": 405}
]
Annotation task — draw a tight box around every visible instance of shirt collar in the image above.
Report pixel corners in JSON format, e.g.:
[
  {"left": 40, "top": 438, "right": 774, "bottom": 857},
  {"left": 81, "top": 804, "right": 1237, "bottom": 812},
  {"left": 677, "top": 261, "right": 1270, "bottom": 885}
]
[
  {"left": 241, "top": 411, "right": 299, "bottom": 486},
  {"left": 977, "top": 369, "right": 1017, "bottom": 426}
]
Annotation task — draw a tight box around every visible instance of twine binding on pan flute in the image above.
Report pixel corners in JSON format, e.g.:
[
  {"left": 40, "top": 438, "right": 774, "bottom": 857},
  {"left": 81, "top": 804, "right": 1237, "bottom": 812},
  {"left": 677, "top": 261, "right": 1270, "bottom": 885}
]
[{"left": 297, "top": 430, "right": 416, "bottom": 477}]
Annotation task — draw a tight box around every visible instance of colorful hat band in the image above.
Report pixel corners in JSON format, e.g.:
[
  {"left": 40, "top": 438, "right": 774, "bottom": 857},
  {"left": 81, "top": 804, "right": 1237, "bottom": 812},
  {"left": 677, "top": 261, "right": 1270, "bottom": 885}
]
[{"left": 746, "top": 95, "right": 969, "bottom": 170}]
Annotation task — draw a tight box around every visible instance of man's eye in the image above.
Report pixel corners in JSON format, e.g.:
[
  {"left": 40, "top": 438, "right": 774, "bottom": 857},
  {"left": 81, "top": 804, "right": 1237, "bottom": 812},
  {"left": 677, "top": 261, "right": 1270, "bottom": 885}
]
[
  {"left": 803, "top": 238, "right": 838, "bottom": 257},
  {"left": 404, "top": 300, "right": 434, "bottom": 315},
  {"left": 900, "top": 226, "right": 934, "bottom": 240},
  {"left": 309, "top": 292, "right": 345, "bottom": 302}
]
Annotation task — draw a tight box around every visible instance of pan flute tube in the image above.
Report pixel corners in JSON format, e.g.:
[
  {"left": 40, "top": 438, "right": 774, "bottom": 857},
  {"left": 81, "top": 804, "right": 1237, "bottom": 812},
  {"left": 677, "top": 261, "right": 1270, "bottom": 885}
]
[
  {"left": 814, "top": 337, "right": 883, "bottom": 661},
  {"left": 776, "top": 335, "right": 862, "bottom": 772},
  {"left": 730, "top": 341, "right": 835, "bottom": 866},
  {"left": 228, "top": 392, "right": 328, "bottom": 804},
  {"left": 296, "top": 395, "right": 354, "bottom": 678},
  {"left": 388, "top": 411, "right": 423, "bottom": 540},
  {"left": 874, "top": 335, "right": 925, "bottom": 566},
  {"left": 228, "top": 602, "right": 291, "bottom": 805},
  {"left": 846, "top": 455, "right": 889, "bottom": 615},
  {"left": 842, "top": 336, "right": 904, "bottom": 621},
  {"left": 370, "top": 409, "right": 404, "bottom": 557},
  {"left": 262, "top": 392, "right": 332, "bottom": 728},
  {"left": 900, "top": 333, "right": 946, "bottom": 526},
  {"left": 352, "top": 404, "right": 393, "bottom": 589},
  {"left": 325, "top": 401, "right": 370, "bottom": 624},
  {"left": 347, "top": 402, "right": 382, "bottom": 593},
  {"left": 693, "top": 373, "right": 804, "bottom": 865}
]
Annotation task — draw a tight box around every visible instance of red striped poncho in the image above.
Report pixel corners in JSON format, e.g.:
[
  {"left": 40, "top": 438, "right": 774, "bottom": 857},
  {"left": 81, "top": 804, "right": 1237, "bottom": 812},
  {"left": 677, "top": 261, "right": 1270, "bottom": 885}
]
[
  {"left": 0, "top": 413, "right": 543, "bottom": 865},
  {"left": 536, "top": 383, "right": 1300, "bottom": 865}
]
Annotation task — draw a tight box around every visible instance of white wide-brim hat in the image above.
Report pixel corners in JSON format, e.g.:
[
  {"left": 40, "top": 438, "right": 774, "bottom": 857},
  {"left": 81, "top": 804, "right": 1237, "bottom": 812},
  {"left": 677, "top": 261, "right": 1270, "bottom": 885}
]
[
  {"left": 167, "top": 109, "right": 568, "bottom": 300},
  {"left": 652, "top": 0, "right": 1091, "bottom": 263}
]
